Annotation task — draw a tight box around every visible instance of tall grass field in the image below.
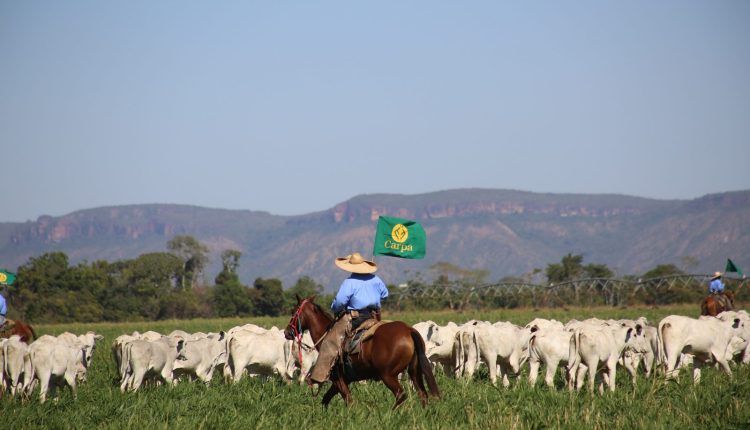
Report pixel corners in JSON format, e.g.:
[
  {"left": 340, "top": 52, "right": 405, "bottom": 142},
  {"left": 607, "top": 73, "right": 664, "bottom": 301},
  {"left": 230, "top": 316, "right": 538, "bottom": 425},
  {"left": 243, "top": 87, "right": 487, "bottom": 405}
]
[{"left": 3, "top": 304, "right": 749, "bottom": 429}]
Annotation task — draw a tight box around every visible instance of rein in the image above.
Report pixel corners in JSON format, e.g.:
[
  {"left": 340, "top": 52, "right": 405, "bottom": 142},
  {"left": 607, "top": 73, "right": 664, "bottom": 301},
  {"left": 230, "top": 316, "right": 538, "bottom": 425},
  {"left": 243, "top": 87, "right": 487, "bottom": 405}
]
[{"left": 287, "top": 298, "right": 312, "bottom": 366}]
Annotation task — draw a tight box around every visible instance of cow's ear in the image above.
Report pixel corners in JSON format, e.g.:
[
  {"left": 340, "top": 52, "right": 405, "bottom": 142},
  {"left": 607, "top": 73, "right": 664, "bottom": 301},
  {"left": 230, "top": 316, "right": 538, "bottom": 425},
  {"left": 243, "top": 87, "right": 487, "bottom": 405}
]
[
  {"left": 625, "top": 327, "right": 634, "bottom": 341},
  {"left": 177, "top": 339, "right": 184, "bottom": 352},
  {"left": 219, "top": 331, "right": 225, "bottom": 341},
  {"left": 635, "top": 324, "right": 643, "bottom": 335},
  {"left": 95, "top": 334, "right": 104, "bottom": 341},
  {"left": 733, "top": 318, "right": 741, "bottom": 329}
]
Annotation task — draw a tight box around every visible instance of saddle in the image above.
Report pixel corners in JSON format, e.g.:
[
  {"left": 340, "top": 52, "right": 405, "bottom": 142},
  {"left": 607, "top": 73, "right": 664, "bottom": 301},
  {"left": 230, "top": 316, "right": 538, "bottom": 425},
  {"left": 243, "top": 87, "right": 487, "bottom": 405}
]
[
  {"left": 713, "top": 293, "right": 733, "bottom": 311},
  {"left": 345, "top": 319, "right": 392, "bottom": 356}
]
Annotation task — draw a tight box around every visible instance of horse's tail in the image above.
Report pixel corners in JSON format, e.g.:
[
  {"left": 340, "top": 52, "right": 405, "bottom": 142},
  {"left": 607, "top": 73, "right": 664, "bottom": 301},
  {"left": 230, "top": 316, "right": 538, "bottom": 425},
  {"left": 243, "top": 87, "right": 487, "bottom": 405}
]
[
  {"left": 411, "top": 330, "right": 440, "bottom": 398},
  {"left": 27, "top": 323, "right": 37, "bottom": 341}
]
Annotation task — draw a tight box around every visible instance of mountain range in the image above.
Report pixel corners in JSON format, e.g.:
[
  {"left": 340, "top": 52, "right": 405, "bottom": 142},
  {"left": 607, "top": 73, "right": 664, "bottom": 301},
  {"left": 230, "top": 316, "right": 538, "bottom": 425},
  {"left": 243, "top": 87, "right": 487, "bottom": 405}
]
[{"left": 1, "top": 189, "right": 748, "bottom": 292}]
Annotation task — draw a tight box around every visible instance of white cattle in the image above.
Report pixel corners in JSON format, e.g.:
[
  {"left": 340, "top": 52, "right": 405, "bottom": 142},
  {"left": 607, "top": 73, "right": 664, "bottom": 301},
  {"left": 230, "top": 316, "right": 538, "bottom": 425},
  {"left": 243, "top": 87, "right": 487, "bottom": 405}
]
[
  {"left": 527, "top": 327, "right": 575, "bottom": 388},
  {"left": 618, "top": 318, "right": 659, "bottom": 381},
  {"left": 453, "top": 321, "right": 489, "bottom": 379},
  {"left": 23, "top": 335, "right": 87, "bottom": 403},
  {"left": 425, "top": 322, "right": 460, "bottom": 375},
  {"left": 225, "top": 329, "right": 293, "bottom": 383},
  {"left": 525, "top": 318, "right": 565, "bottom": 332},
  {"left": 168, "top": 330, "right": 192, "bottom": 339},
  {"left": 413, "top": 321, "right": 440, "bottom": 345},
  {"left": 471, "top": 322, "right": 531, "bottom": 386},
  {"left": 140, "top": 331, "right": 163, "bottom": 341},
  {"left": 112, "top": 333, "right": 142, "bottom": 383},
  {"left": 172, "top": 332, "right": 227, "bottom": 384},
  {"left": 716, "top": 310, "right": 750, "bottom": 363},
  {"left": 658, "top": 315, "right": 743, "bottom": 383},
  {"left": 289, "top": 331, "right": 318, "bottom": 384},
  {"left": 2, "top": 336, "right": 28, "bottom": 396},
  {"left": 119, "top": 336, "right": 185, "bottom": 392},
  {"left": 57, "top": 331, "right": 104, "bottom": 379},
  {"left": 568, "top": 323, "right": 647, "bottom": 393}
]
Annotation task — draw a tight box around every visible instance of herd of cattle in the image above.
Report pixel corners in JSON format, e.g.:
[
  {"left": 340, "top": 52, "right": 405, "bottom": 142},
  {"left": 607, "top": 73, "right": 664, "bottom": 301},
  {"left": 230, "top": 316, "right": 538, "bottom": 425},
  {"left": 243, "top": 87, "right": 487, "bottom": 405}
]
[{"left": 1, "top": 309, "right": 748, "bottom": 403}]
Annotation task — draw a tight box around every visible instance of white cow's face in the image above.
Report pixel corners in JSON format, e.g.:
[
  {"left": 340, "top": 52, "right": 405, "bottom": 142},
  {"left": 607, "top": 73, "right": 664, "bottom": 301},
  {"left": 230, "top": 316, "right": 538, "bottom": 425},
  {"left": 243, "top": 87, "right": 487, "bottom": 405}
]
[{"left": 626, "top": 325, "right": 649, "bottom": 354}]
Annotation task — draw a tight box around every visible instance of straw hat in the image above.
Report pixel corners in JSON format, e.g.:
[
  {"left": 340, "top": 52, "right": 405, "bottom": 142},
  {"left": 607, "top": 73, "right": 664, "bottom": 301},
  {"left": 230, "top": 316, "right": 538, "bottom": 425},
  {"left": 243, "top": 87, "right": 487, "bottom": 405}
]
[
  {"left": 712, "top": 271, "right": 722, "bottom": 280},
  {"left": 334, "top": 252, "right": 377, "bottom": 274}
]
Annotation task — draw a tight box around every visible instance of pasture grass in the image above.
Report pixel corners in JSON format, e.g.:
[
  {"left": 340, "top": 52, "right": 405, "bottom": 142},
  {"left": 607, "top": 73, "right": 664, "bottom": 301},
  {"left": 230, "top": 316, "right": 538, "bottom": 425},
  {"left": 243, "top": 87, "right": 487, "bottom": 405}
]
[{"left": 3, "top": 304, "right": 749, "bottom": 429}]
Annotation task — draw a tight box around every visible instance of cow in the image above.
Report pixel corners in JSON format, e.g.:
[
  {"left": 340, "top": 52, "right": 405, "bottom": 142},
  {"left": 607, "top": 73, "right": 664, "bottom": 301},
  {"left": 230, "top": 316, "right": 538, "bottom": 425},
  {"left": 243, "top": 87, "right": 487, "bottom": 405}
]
[
  {"left": 172, "top": 332, "right": 227, "bottom": 385},
  {"left": 112, "top": 332, "right": 143, "bottom": 384},
  {"left": 525, "top": 318, "right": 564, "bottom": 332},
  {"left": 716, "top": 310, "right": 750, "bottom": 363},
  {"left": 288, "top": 331, "right": 318, "bottom": 384},
  {"left": 527, "top": 327, "right": 575, "bottom": 388},
  {"left": 57, "top": 331, "right": 104, "bottom": 381},
  {"left": 413, "top": 321, "right": 440, "bottom": 346},
  {"left": 119, "top": 336, "right": 185, "bottom": 392},
  {"left": 23, "top": 335, "right": 88, "bottom": 403},
  {"left": 425, "top": 322, "right": 460, "bottom": 375},
  {"left": 568, "top": 323, "right": 647, "bottom": 393},
  {"left": 224, "top": 328, "right": 293, "bottom": 383},
  {"left": 658, "top": 315, "right": 743, "bottom": 383},
  {"left": 2, "top": 336, "right": 28, "bottom": 396},
  {"left": 618, "top": 318, "right": 660, "bottom": 381},
  {"left": 471, "top": 322, "right": 531, "bottom": 387},
  {"left": 453, "top": 321, "right": 489, "bottom": 379}
]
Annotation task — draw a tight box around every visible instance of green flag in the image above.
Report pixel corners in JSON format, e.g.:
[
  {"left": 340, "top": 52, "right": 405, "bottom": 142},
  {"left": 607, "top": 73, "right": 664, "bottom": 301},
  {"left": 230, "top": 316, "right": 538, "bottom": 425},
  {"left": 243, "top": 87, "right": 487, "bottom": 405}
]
[
  {"left": 373, "top": 216, "right": 426, "bottom": 259},
  {"left": 725, "top": 259, "right": 744, "bottom": 278},
  {"left": 0, "top": 269, "right": 16, "bottom": 285}
]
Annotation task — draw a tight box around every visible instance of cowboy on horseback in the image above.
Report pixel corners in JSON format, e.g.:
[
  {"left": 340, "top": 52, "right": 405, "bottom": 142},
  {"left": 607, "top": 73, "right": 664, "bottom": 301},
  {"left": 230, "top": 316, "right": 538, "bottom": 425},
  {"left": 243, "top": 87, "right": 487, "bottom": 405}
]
[
  {"left": 0, "top": 290, "right": 7, "bottom": 329},
  {"left": 306, "top": 252, "right": 389, "bottom": 385},
  {"left": 708, "top": 271, "right": 733, "bottom": 312}
]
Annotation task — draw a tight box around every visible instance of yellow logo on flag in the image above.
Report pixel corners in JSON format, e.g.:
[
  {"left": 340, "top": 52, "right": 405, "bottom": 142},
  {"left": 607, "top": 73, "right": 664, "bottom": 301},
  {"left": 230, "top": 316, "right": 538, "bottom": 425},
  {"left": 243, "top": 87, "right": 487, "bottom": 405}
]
[
  {"left": 0, "top": 273, "right": 6, "bottom": 283},
  {"left": 391, "top": 224, "right": 409, "bottom": 243}
]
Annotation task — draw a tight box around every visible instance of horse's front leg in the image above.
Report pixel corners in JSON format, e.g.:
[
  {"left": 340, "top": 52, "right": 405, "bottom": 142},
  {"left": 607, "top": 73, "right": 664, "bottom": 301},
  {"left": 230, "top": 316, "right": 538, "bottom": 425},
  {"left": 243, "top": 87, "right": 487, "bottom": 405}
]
[
  {"left": 321, "top": 384, "right": 339, "bottom": 408},
  {"left": 334, "top": 374, "right": 353, "bottom": 405}
]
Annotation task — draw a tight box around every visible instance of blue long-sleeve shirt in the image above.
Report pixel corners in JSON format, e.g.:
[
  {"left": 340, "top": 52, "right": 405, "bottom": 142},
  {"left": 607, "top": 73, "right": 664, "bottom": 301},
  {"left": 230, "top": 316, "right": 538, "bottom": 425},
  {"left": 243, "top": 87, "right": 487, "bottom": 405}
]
[
  {"left": 331, "top": 273, "right": 389, "bottom": 314},
  {"left": 709, "top": 278, "right": 725, "bottom": 294},
  {"left": 0, "top": 294, "right": 6, "bottom": 316}
]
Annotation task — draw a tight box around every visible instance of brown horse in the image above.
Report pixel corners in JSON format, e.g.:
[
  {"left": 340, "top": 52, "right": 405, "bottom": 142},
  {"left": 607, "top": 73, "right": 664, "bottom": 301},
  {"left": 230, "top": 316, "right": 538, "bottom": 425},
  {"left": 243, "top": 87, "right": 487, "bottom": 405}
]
[
  {"left": 0, "top": 319, "right": 37, "bottom": 343},
  {"left": 284, "top": 296, "right": 440, "bottom": 409},
  {"left": 700, "top": 291, "right": 735, "bottom": 316}
]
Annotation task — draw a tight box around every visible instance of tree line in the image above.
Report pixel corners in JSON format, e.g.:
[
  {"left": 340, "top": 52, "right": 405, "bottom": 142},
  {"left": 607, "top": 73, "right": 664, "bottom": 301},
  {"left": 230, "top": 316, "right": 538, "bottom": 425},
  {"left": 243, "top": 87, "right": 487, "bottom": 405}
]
[
  {"left": 3, "top": 236, "right": 333, "bottom": 323},
  {"left": 1, "top": 236, "right": 739, "bottom": 323}
]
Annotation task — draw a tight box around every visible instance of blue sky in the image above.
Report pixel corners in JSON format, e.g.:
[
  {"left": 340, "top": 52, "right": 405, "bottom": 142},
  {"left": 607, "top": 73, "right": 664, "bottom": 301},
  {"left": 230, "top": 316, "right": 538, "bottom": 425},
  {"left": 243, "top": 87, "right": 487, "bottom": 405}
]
[{"left": 1, "top": 1, "right": 749, "bottom": 222}]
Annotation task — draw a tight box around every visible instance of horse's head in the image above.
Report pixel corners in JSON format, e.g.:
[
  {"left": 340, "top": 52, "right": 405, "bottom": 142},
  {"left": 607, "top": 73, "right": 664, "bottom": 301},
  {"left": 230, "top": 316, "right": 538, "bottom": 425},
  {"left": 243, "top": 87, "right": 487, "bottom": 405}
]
[{"left": 284, "top": 295, "right": 315, "bottom": 341}]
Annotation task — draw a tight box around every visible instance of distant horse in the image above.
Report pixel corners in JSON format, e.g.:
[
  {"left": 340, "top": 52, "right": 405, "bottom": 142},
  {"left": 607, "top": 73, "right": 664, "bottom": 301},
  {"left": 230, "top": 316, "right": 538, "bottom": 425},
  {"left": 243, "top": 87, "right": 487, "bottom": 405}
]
[
  {"left": 701, "top": 291, "right": 735, "bottom": 317},
  {"left": 0, "top": 319, "right": 37, "bottom": 343},
  {"left": 284, "top": 296, "right": 440, "bottom": 409}
]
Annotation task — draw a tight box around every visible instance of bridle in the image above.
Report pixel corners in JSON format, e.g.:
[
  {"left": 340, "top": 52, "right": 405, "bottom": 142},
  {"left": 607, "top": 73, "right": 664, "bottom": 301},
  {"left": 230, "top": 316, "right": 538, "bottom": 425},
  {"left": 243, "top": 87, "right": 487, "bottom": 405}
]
[{"left": 287, "top": 298, "right": 312, "bottom": 365}]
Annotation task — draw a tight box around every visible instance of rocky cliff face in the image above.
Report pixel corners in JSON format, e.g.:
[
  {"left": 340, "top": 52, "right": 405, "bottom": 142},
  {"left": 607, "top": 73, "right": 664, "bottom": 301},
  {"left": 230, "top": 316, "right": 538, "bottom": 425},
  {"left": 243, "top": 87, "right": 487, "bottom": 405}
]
[{"left": 1, "top": 189, "right": 747, "bottom": 290}]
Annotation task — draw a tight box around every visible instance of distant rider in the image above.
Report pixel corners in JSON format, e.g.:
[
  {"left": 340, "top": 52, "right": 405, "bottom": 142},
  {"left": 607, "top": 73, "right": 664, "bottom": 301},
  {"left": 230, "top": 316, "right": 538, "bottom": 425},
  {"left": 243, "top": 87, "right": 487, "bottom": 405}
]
[
  {"left": 0, "top": 291, "right": 7, "bottom": 329},
  {"left": 709, "top": 271, "right": 725, "bottom": 294}
]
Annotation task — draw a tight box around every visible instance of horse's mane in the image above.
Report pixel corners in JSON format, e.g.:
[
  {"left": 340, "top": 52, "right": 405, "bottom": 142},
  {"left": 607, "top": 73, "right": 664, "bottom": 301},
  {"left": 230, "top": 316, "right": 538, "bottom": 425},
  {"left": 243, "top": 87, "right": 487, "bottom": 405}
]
[{"left": 310, "top": 301, "right": 334, "bottom": 322}]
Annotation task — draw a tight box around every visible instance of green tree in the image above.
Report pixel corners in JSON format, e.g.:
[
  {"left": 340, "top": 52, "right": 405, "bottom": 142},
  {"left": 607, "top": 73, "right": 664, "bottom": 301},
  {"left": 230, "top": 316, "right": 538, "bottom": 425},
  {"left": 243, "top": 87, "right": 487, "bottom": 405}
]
[
  {"left": 215, "top": 250, "right": 241, "bottom": 286},
  {"left": 584, "top": 263, "right": 614, "bottom": 279},
  {"left": 167, "top": 235, "right": 209, "bottom": 289},
  {"left": 545, "top": 253, "right": 584, "bottom": 284},
  {"left": 12, "top": 252, "right": 71, "bottom": 322},
  {"left": 283, "top": 276, "right": 324, "bottom": 312},
  {"left": 253, "top": 277, "right": 284, "bottom": 316},
  {"left": 212, "top": 280, "right": 255, "bottom": 317}
]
